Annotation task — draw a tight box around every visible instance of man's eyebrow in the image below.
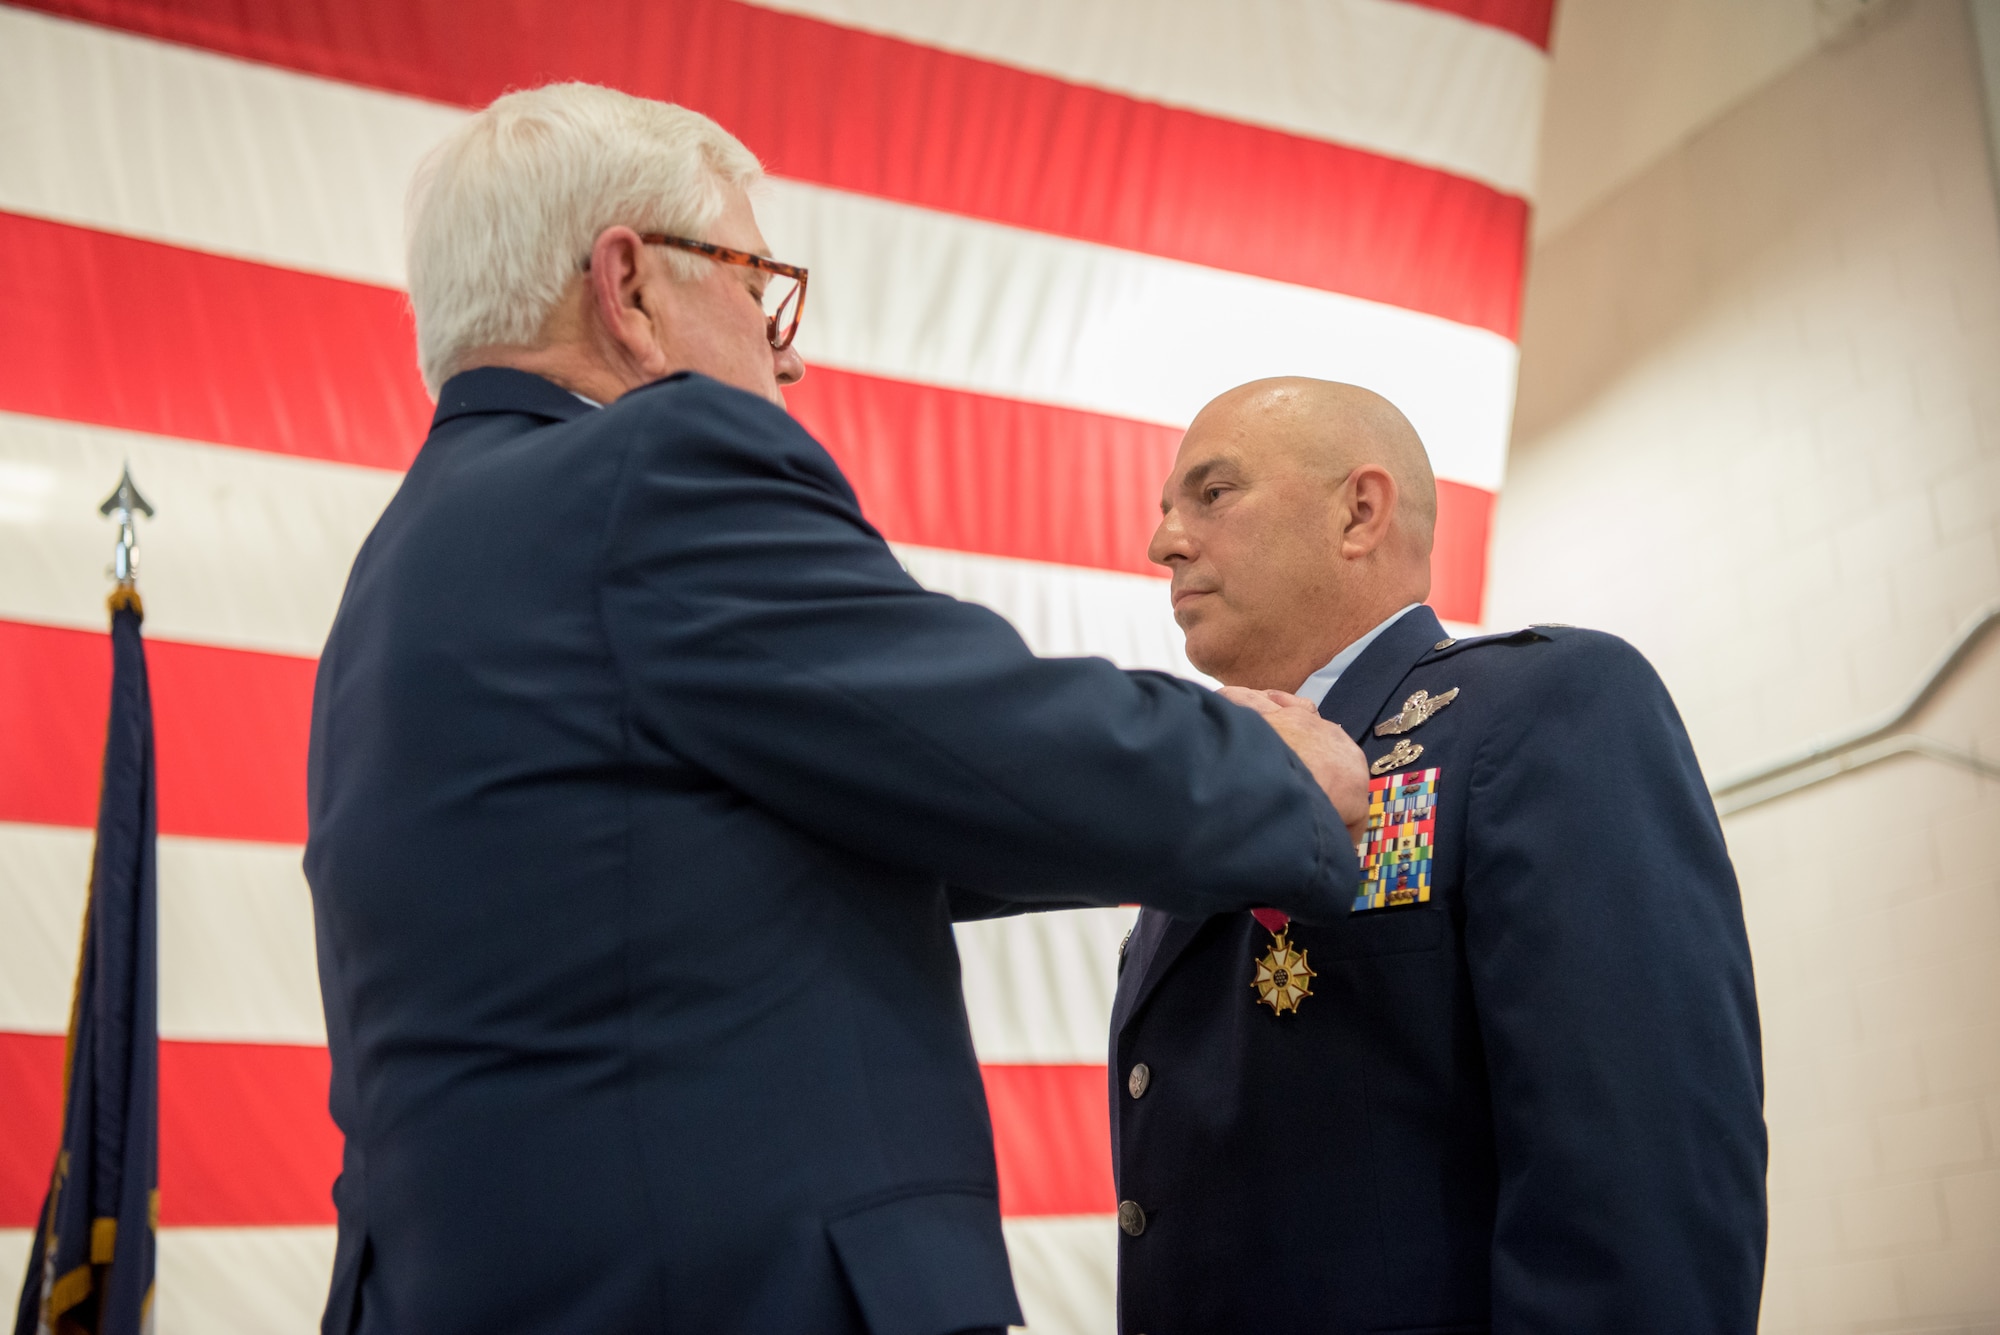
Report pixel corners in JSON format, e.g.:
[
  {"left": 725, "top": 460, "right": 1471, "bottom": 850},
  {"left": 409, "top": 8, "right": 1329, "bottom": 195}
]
[
  {"left": 1183, "top": 458, "right": 1240, "bottom": 491},
  {"left": 1161, "top": 458, "right": 1225, "bottom": 513}
]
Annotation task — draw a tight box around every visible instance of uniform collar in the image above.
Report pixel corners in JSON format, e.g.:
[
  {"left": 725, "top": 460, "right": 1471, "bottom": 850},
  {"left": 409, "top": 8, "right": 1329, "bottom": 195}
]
[
  {"left": 1316, "top": 604, "right": 1449, "bottom": 741},
  {"left": 1296, "top": 604, "right": 1420, "bottom": 707},
  {"left": 430, "top": 367, "right": 603, "bottom": 429}
]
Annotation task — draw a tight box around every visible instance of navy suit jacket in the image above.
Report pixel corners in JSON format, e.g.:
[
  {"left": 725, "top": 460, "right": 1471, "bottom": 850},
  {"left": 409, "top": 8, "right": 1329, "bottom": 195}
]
[
  {"left": 1110, "top": 606, "right": 1766, "bottom": 1334},
  {"left": 305, "top": 368, "right": 1357, "bottom": 1335}
]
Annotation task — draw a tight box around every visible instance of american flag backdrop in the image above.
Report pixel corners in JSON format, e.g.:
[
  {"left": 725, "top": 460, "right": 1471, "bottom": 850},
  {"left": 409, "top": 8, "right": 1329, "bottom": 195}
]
[{"left": 0, "top": 1, "right": 1551, "bottom": 1328}]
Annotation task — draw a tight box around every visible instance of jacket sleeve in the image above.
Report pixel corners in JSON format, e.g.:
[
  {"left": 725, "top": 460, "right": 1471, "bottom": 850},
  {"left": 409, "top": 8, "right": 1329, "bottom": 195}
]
[
  {"left": 1462, "top": 632, "right": 1766, "bottom": 1333},
  {"left": 595, "top": 375, "right": 1356, "bottom": 921},
  {"left": 945, "top": 885, "right": 1089, "bottom": 921}
]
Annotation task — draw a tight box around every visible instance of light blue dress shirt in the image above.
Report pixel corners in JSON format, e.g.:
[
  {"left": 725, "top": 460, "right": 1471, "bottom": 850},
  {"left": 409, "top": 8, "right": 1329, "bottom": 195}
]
[{"left": 1294, "top": 603, "right": 1421, "bottom": 707}]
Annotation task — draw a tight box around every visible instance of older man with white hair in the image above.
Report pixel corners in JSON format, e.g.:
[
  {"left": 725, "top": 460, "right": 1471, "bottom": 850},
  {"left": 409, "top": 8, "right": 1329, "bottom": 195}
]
[{"left": 305, "top": 84, "right": 1370, "bottom": 1334}]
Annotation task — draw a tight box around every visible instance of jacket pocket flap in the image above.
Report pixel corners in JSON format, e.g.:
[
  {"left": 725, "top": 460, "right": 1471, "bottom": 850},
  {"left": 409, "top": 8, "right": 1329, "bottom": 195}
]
[{"left": 826, "top": 1187, "right": 1021, "bottom": 1335}]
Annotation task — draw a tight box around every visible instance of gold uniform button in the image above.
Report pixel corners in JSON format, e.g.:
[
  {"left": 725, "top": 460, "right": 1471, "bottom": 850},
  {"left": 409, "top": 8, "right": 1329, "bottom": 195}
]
[
  {"left": 1128, "top": 1063, "right": 1151, "bottom": 1098},
  {"left": 1434, "top": 637, "right": 1456, "bottom": 651},
  {"left": 1118, "top": 1200, "right": 1147, "bottom": 1236}
]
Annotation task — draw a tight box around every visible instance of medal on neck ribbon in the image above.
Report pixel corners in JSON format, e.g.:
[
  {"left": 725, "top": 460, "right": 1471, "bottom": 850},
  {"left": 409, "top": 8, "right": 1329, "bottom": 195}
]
[{"left": 1248, "top": 910, "right": 1315, "bottom": 1015}]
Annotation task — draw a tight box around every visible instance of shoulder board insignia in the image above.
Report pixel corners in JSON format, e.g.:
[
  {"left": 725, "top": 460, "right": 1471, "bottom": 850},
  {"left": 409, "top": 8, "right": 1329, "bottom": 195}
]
[
  {"left": 1374, "top": 687, "right": 1458, "bottom": 737},
  {"left": 1429, "top": 627, "right": 1552, "bottom": 656}
]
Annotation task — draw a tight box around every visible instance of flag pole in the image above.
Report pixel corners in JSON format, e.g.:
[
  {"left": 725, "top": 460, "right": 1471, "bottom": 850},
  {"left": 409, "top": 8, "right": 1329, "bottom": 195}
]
[{"left": 98, "top": 463, "right": 154, "bottom": 616}]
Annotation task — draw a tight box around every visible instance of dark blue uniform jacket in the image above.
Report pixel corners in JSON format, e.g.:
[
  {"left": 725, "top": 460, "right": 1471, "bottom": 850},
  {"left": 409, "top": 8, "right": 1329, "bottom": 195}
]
[
  {"left": 305, "top": 369, "right": 1357, "bottom": 1335},
  {"left": 1110, "top": 605, "right": 1766, "bottom": 1334}
]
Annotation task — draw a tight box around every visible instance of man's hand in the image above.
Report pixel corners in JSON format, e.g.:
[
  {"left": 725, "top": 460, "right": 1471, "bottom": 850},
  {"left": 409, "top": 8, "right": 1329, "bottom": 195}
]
[{"left": 1220, "top": 687, "right": 1370, "bottom": 840}]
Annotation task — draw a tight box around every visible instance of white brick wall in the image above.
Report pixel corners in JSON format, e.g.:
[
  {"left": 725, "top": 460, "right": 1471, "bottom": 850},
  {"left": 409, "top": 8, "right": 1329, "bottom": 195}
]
[{"left": 1486, "top": 3, "right": 2000, "bottom": 1330}]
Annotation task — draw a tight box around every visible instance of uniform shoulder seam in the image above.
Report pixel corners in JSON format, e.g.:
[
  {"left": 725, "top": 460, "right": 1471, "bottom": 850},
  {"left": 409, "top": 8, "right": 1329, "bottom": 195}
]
[{"left": 1426, "top": 626, "right": 1551, "bottom": 659}]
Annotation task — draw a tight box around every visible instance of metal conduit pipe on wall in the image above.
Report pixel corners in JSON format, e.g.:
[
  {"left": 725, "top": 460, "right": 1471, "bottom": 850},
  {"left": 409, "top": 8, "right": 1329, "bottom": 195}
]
[{"left": 1709, "top": 602, "right": 2000, "bottom": 815}]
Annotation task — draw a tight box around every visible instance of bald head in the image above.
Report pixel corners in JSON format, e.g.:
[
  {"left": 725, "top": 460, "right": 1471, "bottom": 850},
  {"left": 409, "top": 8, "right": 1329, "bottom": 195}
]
[
  {"left": 1149, "top": 377, "right": 1437, "bottom": 690},
  {"left": 1193, "top": 377, "right": 1437, "bottom": 545}
]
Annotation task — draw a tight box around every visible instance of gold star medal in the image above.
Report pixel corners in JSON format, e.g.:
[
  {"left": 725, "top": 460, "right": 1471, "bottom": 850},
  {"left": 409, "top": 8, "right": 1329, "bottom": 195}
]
[{"left": 1251, "top": 929, "right": 1315, "bottom": 1015}]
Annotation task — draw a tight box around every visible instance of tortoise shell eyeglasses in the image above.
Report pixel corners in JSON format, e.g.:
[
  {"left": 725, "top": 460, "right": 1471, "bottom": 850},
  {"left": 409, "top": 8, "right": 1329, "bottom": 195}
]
[{"left": 584, "top": 232, "right": 808, "bottom": 351}]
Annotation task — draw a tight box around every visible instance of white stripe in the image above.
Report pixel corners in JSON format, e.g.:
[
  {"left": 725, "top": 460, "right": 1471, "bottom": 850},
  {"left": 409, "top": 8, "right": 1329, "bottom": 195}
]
[
  {"left": 0, "top": 823, "right": 325, "bottom": 1045},
  {"left": 0, "top": 6, "right": 453, "bottom": 287},
  {"left": 955, "top": 906, "right": 1137, "bottom": 1064},
  {"left": 155, "top": 1226, "right": 336, "bottom": 1335},
  {"left": 1, "top": 815, "right": 1147, "bottom": 1062},
  {"left": 741, "top": 0, "right": 1546, "bottom": 197},
  {"left": 1, "top": 816, "right": 1146, "bottom": 1058},
  {"left": 157, "top": 837, "right": 324, "bottom": 1045},
  {"left": 0, "top": 9, "right": 1517, "bottom": 491},
  {"left": 0, "top": 0, "right": 1540, "bottom": 279},
  {"left": 0, "top": 417, "right": 1200, "bottom": 677},
  {"left": 895, "top": 546, "right": 1198, "bottom": 680},
  {"left": 0, "top": 821, "right": 85, "bottom": 1036},
  {"left": 0, "top": 1232, "right": 30, "bottom": 1329},
  {"left": 768, "top": 182, "right": 1517, "bottom": 491},
  {"left": 0, "top": 412, "right": 396, "bottom": 659},
  {"left": 1003, "top": 1215, "right": 1119, "bottom": 1335}
]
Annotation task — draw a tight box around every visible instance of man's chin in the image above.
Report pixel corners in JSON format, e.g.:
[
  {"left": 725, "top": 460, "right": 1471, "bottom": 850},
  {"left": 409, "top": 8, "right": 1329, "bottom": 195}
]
[
  {"left": 1179, "top": 627, "right": 1238, "bottom": 682},
  {"left": 1170, "top": 594, "right": 1217, "bottom": 630}
]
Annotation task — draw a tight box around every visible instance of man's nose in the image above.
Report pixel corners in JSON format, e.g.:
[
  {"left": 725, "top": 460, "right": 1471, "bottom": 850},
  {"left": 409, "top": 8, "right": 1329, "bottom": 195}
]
[
  {"left": 774, "top": 345, "right": 805, "bottom": 386},
  {"left": 1148, "top": 508, "right": 1192, "bottom": 568}
]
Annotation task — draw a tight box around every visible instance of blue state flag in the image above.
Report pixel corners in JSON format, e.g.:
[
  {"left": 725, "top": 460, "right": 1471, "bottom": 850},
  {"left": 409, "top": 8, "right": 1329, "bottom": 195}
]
[{"left": 13, "top": 592, "right": 159, "bottom": 1335}]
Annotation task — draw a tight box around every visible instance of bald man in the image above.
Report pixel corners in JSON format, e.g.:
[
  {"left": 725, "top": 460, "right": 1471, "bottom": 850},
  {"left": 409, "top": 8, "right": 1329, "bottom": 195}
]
[{"left": 1107, "top": 380, "right": 1766, "bottom": 1334}]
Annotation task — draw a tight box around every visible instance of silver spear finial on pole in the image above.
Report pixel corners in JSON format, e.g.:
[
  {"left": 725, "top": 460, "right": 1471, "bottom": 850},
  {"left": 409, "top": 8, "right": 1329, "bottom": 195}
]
[{"left": 98, "top": 463, "right": 155, "bottom": 610}]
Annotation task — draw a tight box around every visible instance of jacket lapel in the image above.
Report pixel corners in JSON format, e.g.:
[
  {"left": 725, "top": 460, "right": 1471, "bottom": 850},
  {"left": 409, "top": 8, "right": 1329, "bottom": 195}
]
[
  {"left": 1316, "top": 605, "right": 1446, "bottom": 738},
  {"left": 1113, "top": 605, "right": 1446, "bottom": 1033},
  {"left": 1110, "top": 907, "right": 1208, "bottom": 1035}
]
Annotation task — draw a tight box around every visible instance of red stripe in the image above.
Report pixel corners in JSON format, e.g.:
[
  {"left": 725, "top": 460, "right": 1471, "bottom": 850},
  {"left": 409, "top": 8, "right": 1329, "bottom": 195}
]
[
  {"left": 15, "top": 0, "right": 1527, "bottom": 337},
  {"left": 792, "top": 369, "right": 1179, "bottom": 580},
  {"left": 983, "top": 1062, "right": 1116, "bottom": 1217},
  {"left": 0, "top": 1033, "right": 340, "bottom": 1227},
  {"left": 797, "top": 367, "right": 1495, "bottom": 622},
  {"left": 158, "top": 1039, "right": 340, "bottom": 1224},
  {"left": 1, "top": 1032, "right": 1107, "bottom": 1225},
  {"left": 0, "top": 619, "right": 313, "bottom": 844},
  {"left": 0, "top": 1032, "right": 64, "bottom": 1226},
  {"left": 1432, "top": 480, "right": 1493, "bottom": 625},
  {"left": 0, "top": 211, "right": 428, "bottom": 473},
  {"left": 0, "top": 619, "right": 114, "bottom": 831},
  {"left": 1396, "top": 0, "right": 1557, "bottom": 49},
  {"left": 0, "top": 213, "right": 1499, "bottom": 610}
]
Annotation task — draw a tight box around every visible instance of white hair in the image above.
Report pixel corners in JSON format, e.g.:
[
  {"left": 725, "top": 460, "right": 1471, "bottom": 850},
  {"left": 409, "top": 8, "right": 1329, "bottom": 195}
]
[{"left": 406, "top": 82, "right": 762, "bottom": 395}]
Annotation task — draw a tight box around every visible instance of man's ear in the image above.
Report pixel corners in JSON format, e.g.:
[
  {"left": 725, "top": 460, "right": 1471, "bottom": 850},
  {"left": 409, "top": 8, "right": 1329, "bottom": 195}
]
[
  {"left": 1339, "top": 464, "right": 1400, "bottom": 560},
  {"left": 586, "top": 226, "right": 670, "bottom": 378}
]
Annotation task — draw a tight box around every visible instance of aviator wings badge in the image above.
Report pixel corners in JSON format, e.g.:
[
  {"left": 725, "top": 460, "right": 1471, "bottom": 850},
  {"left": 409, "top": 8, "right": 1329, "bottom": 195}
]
[
  {"left": 1374, "top": 687, "right": 1459, "bottom": 737},
  {"left": 1252, "top": 931, "right": 1315, "bottom": 1015}
]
